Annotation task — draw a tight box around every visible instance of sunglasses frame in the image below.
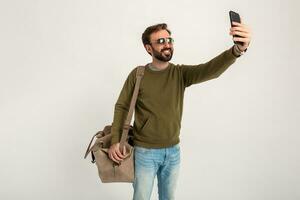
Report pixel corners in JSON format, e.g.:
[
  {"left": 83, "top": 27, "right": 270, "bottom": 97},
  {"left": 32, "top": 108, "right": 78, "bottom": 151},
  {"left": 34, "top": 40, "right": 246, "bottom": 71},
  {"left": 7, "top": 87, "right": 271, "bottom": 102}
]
[{"left": 150, "top": 37, "right": 174, "bottom": 45}]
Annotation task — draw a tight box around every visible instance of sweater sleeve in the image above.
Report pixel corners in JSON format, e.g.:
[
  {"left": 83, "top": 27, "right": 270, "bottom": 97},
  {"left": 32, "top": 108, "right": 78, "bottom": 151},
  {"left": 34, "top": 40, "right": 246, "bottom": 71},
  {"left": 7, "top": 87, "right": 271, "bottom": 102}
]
[
  {"left": 181, "top": 46, "right": 237, "bottom": 87},
  {"left": 110, "top": 67, "right": 137, "bottom": 145}
]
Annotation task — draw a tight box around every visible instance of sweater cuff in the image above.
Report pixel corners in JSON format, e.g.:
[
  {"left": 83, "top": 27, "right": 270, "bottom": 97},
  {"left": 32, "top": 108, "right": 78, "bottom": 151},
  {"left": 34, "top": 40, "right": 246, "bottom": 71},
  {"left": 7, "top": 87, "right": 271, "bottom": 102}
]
[
  {"left": 226, "top": 45, "right": 239, "bottom": 60},
  {"left": 111, "top": 133, "right": 121, "bottom": 145},
  {"left": 110, "top": 124, "right": 121, "bottom": 145},
  {"left": 231, "top": 45, "right": 241, "bottom": 58},
  {"left": 231, "top": 45, "right": 248, "bottom": 58}
]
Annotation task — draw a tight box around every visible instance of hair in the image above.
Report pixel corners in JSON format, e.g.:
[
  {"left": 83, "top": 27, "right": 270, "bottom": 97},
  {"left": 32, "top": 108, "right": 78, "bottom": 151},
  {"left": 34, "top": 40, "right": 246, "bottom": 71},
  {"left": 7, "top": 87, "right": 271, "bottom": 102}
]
[{"left": 141, "top": 23, "right": 171, "bottom": 46}]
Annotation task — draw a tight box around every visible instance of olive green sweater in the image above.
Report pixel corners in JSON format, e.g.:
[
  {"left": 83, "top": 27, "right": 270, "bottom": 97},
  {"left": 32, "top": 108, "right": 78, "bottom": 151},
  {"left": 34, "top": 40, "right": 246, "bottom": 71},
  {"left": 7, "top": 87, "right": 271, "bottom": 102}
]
[{"left": 111, "top": 46, "right": 238, "bottom": 148}]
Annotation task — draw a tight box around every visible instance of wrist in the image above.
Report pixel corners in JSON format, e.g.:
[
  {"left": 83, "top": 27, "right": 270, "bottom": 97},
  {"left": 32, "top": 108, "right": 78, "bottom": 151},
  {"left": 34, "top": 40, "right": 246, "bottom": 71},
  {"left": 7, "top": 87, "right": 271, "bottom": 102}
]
[
  {"left": 232, "top": 44, "right": 247, "bottom": 57},
  {"left": 236, "top": 44, "right": 247, "bottom": 52}
]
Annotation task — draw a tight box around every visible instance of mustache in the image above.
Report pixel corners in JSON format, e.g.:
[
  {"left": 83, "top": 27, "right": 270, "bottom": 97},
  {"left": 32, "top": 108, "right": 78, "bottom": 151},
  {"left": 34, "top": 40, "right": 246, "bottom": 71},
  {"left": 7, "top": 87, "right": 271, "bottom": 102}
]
[{"left": 161, "top": 48, "right": 172, "bottom": 52}]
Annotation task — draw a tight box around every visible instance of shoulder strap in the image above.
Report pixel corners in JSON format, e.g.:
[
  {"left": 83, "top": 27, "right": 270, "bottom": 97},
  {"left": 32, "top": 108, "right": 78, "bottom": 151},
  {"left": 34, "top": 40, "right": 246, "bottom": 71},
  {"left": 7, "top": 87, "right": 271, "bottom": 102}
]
[
  {"left": 119, "top": 66, "right": 145, "bottom": 150},
  {"left": 84, "top": 66, "right": 145, "bottom": 159}
]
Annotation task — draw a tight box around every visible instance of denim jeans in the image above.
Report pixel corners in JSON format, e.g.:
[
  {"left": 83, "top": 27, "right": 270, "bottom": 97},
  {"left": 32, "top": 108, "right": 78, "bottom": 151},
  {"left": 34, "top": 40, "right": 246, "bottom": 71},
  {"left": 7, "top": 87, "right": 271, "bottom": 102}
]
[{"left": 132, "top": 144, "right": 181, "bottom": 200}]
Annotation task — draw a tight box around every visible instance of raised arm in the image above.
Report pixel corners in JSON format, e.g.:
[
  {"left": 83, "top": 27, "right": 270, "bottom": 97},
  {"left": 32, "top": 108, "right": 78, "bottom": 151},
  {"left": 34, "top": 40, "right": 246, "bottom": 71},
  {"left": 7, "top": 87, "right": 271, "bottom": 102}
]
[{"left": 181, "top": 46, "right": 237, "bottom": 87}]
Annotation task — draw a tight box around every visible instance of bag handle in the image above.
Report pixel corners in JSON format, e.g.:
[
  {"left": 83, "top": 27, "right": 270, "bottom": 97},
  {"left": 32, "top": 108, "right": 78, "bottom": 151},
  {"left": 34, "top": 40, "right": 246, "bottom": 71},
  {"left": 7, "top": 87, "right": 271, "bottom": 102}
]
[
  {"left": 84, "top": 131, "right": 100, "bottom": 159},
  {"left": 119, "top": 66, "right": 145, "bottom": 151}
]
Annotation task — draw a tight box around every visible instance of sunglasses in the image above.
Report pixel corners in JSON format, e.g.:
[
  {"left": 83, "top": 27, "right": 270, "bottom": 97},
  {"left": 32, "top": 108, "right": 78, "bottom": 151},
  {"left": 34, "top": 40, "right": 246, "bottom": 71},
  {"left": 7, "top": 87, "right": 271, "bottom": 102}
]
[{"left": 151, "top": 37, "right": 174, "bottom": 45}]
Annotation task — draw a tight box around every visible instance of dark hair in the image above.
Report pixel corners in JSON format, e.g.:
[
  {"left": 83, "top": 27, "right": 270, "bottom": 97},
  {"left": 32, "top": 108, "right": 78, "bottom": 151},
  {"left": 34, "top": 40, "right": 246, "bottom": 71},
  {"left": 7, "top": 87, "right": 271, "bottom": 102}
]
[{"left": 142, "top": 23, "right": 171, "bottom": 46}]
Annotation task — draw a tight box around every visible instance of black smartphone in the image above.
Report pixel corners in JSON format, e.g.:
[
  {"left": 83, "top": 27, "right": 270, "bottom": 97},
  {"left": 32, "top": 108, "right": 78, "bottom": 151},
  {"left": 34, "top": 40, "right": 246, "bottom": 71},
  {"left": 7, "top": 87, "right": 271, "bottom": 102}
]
[{"left": 229, "top": 10, "right": 243, "bottom": 45}]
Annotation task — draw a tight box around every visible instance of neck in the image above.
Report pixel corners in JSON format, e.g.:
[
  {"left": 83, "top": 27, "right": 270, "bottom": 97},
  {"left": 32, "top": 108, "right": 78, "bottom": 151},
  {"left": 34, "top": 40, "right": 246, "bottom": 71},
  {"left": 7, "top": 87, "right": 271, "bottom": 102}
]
[{"left": 150, "top": 58, "right": 169, "bottom": 70}]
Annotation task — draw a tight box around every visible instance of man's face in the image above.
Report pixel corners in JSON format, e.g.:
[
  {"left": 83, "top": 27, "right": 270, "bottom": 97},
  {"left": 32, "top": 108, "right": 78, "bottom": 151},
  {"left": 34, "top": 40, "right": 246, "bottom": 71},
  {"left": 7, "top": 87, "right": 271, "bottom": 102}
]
[{"left": 146, "top": 29, "right": 174, "bottom": 62}]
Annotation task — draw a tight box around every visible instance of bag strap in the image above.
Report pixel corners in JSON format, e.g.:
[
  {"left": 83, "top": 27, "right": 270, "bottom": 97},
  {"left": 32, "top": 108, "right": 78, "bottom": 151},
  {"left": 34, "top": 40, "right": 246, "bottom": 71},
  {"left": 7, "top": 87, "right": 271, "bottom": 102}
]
[
  {"left": 84, "top": 66, "right": 145, "bottom": 159},
  {"left": 119, "top": 66, "right": 145, "bottom": 150}
]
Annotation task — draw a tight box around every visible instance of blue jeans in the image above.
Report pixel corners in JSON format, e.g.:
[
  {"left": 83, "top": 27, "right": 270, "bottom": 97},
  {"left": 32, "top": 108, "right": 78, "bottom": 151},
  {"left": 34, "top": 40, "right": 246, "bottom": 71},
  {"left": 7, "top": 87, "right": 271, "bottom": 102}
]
[{"left": 132, "top": 144, "right": 181, "bottom": 200}]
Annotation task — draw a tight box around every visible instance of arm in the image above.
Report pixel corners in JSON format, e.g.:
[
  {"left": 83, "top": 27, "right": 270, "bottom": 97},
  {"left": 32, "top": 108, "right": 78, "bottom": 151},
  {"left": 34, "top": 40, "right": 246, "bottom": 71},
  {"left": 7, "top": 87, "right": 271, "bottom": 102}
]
[
  {"left": 181, "top": 19, "right": 252, "bottom": 88},
  {"left": 181, "top": 46, "right": 237, "bottom": 87},
  {"left": 110, "top": 68, "right": 137, "bottom": 145}
]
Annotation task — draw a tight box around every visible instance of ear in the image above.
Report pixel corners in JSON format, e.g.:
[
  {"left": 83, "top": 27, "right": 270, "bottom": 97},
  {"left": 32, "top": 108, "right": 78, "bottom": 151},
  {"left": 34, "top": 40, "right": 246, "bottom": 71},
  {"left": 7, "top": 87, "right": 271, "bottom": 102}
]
[{"left": 145, "top": 44, "right": 152, "bottom": 55}]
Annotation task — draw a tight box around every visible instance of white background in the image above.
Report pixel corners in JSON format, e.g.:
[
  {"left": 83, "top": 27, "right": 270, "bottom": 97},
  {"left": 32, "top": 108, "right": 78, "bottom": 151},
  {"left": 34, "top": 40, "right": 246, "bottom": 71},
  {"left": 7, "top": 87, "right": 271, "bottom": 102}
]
[{"left": 1, "top": 0, "right": 299, "bottom": 199}]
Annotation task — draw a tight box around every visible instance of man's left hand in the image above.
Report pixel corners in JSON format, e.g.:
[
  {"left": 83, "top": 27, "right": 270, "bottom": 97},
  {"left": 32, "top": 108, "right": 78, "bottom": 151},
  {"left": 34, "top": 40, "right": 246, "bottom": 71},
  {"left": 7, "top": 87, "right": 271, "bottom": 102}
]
[{"left": 229, "top": 20, "right": 252, "bottom": 51}]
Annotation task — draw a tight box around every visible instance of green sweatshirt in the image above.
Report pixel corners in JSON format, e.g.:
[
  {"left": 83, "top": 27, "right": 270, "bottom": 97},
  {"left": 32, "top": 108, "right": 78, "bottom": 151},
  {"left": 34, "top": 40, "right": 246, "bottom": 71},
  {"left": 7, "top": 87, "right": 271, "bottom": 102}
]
[{"left": 111, "top": 46, "right": 238, "bottom": 148}]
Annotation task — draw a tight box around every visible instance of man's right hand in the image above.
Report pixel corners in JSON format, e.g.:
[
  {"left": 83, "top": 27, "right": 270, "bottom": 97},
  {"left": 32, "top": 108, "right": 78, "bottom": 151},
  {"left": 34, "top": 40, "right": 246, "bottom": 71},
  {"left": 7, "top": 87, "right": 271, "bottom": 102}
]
[{"left": 108, "top": 143, "right": 126, "bottom": 164}]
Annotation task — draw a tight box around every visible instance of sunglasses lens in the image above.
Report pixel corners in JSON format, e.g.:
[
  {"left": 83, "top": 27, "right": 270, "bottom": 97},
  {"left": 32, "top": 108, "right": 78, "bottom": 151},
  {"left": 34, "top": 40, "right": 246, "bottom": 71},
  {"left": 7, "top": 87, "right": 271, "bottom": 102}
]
[
  {"left": 167, "top": 38, "right": 174, "bottom": 44},
  {"left": 158, "top": 38, "right": 165, "bottom": 44}
]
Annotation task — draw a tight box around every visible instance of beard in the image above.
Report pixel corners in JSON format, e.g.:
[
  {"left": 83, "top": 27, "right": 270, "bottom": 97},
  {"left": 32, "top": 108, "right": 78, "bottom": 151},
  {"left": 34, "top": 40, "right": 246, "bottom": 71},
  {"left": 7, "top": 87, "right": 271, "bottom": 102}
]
[{"left": 152, "top": 47, "right": 174, "bottom": 62}]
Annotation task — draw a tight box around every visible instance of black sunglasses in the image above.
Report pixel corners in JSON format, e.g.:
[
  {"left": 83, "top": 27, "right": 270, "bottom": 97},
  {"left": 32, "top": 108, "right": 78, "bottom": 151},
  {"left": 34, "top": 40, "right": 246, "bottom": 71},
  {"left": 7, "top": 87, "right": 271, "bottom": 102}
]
[{"left": 150, "top": 37, "right": 174, "bottom": 45}]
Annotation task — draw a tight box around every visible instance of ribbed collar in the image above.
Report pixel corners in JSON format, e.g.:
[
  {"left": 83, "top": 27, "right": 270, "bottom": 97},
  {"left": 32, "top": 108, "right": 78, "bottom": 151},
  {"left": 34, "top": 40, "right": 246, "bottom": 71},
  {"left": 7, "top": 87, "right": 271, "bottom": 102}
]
[{"left": 146, "top": 63, "right": 172, "bottom": 73}]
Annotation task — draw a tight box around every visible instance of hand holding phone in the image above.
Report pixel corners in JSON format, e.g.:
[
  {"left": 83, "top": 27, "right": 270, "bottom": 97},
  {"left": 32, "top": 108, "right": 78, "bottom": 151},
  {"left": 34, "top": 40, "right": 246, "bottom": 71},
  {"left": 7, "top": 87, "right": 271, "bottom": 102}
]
[{"left": 229, "top": 11, "right": 244, "bottom": 46}]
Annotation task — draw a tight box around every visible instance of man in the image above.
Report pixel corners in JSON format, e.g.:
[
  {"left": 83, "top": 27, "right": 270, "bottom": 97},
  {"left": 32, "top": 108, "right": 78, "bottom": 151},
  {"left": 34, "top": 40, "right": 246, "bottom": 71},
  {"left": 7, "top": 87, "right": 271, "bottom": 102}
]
[{"left": 108, "top": 21, "right": 251, "bottom": 200}]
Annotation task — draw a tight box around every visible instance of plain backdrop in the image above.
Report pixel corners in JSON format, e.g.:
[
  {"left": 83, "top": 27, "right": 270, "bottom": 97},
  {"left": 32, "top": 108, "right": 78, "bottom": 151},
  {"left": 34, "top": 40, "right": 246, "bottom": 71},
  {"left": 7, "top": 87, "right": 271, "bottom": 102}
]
[{"left": 0, "top": 0, "right": 299, "bottom": 200}]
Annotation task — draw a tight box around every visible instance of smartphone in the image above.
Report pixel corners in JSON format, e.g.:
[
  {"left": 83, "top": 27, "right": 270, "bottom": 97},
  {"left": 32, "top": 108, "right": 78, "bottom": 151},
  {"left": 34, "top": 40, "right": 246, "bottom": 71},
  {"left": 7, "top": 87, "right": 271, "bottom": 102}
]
[{"left": 229, "top": 11, "right": 243, "bottom": 45}]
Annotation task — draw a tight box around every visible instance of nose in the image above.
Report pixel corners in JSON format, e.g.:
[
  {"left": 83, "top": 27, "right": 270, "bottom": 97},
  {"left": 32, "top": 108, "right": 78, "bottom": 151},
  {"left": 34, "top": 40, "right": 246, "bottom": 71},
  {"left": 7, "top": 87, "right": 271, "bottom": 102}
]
[{"left": 163, "top": 42, "right": 171, "bottom": 48}]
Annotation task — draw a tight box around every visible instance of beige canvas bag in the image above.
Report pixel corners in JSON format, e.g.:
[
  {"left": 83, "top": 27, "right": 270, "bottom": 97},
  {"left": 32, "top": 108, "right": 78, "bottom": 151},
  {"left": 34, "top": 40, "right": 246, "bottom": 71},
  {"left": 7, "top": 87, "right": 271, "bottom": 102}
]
[{"left": 84, "top": 66, "right": 145, "bottom": 183}]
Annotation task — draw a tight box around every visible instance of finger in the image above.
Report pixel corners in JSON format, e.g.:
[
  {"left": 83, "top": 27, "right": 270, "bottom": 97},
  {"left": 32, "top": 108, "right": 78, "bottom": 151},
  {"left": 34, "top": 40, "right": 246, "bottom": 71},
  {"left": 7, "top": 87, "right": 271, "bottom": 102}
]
[
  {"left": 231, "top": 21, "right": 242, "bottom": 26},
  {"left": 232, "top": 21, "right": 245, "bottom": 27},
  {"left": 233, "top": 37, "right": 250, "bottom": 44},
  {"left": 231, "top": 23, "right": 249, "bottom": 33},
  {"left": 113, "top": 151, "right": 124, "bottom": 161},
  {"left": 230, "top": 31, "right": 250, "bottom": 38},
  {"left": 229, "top": 29, "right": 250, "bottom": 38},
  {"left": 115, "top": 149, "right": 125, "bottom": 159},
  {"left": 109, "top": 152, "right": 119, "bottom": 163},
  {"left": 230, "top": 26, "right": 250, "bottom": 33}
]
